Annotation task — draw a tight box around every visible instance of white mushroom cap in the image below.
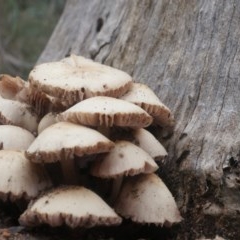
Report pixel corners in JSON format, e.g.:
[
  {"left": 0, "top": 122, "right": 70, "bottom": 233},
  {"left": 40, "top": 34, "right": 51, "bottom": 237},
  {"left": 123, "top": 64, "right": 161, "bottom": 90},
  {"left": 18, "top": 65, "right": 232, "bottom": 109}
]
[
  {"left": 38, "top": 112, "right": 57, "bottom": 135},
  {"left": 58, "top": 96, "right": 153, "bottom": 128},
  {"left": 91, "top": 141, "right": 158, "bottom": 178},
  {"left": 19, "top": 186, "right": 122, "bottom": 228},
  {"left": 121, "top": 83, "right": 174, "bottom": 127},
  {"left": 114, "top": 173, "right": 182, "bottom": 226},
  {"left": 0, "top": 96, "right": 38, "bottom": 134},
  {"left": 0, "top": 150, "right": 52, "bottom": 201},
  {"left": 29, "top": 55, "right": 132, "bottom": 105},
  {"left": 26, "top": 122, "right": 114, "bottom": 163},
  {"left": 0, "top": 125, "right": 35, "bottom": 150},
  {"left": 132, "top": 128, "right": 167, "bottom": 160}
]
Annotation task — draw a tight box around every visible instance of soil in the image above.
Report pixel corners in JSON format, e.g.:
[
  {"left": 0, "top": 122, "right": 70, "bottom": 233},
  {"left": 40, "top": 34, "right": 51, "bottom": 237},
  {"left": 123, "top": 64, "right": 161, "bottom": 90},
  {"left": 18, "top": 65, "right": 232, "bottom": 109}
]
[{"left": 0, "top": 203, "right": 179, "bottom": 240}]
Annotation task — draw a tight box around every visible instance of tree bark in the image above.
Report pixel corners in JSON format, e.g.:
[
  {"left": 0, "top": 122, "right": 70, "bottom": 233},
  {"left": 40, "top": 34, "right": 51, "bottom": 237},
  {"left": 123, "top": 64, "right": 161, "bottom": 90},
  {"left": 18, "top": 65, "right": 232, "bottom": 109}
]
[{"left": 38, "top": 0, "right": 240, "bottom": 239}]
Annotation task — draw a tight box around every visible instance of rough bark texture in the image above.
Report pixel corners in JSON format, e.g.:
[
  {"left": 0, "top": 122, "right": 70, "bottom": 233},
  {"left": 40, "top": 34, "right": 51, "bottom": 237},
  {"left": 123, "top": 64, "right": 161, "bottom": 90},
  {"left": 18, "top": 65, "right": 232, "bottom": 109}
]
[{"left": 38, "top": 0, "right": 240, "bottom": 239}]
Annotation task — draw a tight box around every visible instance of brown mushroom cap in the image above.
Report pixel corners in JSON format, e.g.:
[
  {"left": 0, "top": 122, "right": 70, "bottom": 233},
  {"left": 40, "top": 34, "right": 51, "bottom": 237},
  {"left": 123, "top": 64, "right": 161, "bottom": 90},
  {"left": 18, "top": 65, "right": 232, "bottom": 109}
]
[
  {"left": 26, "top": 121, "right": 114, "bottom": 163},
  {"left": 19, "top": 186, "right": 122, "bottom": 228},
  {"left": 29, "top": 55, "right": 132, "bottom": 105},
  {"left": 132, "top": 128, "right": 167, "bottom": 160},
  {"left": 91, "top": 141, "right": 158, "bottom": 178},
  {"left": 0, "top": 125, "right": 35, "bottom": 150},
  {"left": 121, "top": 83, "right": 174, "bottom": 127},
  {"left": 0, "top": 74, "right": 26, "bottom": 101},
  {"left": 58, "top": 96, "right": 153, "bottom": 128},
  {"left": 114, "top": 173, "right": 182, "bottom": 226},
  {"left": 0, "top": 96, "right": 38, "bottom": 134},
  {"left": 0, "top": 150, "right": 52, "bottom": 201}
]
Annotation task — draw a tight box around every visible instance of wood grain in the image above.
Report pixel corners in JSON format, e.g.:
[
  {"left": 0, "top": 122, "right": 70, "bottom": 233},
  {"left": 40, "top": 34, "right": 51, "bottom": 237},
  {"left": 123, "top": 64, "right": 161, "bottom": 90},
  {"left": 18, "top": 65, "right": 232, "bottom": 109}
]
[{"left": 38, "top": 0, "right": 240, "bottom": 239}]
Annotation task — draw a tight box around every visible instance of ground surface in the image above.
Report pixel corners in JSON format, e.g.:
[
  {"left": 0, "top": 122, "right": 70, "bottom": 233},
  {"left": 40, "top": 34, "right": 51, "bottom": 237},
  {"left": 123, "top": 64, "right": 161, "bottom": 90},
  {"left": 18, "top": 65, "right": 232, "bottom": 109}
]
[{"left": 0, "top": 204, "right": 178, "bottom": 240}]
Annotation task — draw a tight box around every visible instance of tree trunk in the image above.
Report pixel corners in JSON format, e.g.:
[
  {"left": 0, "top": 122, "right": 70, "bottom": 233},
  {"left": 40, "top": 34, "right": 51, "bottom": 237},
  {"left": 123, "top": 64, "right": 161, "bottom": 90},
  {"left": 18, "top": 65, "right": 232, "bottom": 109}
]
[{"left": 38, "top": 0, "right": 240, "bottom": 239}]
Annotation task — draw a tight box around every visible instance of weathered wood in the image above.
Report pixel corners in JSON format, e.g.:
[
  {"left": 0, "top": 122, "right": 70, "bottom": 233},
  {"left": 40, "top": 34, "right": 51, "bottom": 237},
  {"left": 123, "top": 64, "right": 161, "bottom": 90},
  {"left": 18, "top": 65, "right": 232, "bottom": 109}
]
[{"left": 39, "top": 0, "right": 240, "bottom": 239}]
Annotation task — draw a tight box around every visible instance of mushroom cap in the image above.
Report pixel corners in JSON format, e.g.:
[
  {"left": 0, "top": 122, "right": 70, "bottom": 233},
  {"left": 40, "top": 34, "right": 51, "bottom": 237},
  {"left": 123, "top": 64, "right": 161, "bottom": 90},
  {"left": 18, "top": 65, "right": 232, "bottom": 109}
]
[
  {"left": 121, "top": 83, "right": 174, "bottom": 127},
  {"left": 0, "top": 150, "right": 52, "bottom": 201},
  {"left": 91, "top": 141, "right": 158, "bottom": 178},
  {"left": 19, "top": 186, "right": 122, "bottom": 228},
  {"left": 0, "top": 96, "right": 38, "bottom": 134},
  {"left": 26, "top": 122, "right": 114, "bottom": 163},
  {"left": 38, "top": 112, "right": 57, "bottom": 135},
  {"left": 114, "top": 173, "right": 182, "bottom": 226},
  {"left": 0, "top": 74, "right": 26, "bottom": 100},
  {"left": 29, "top": 55, "right": 132, "bottom": 105},
  {"left": 58, "top": 96, "right": 153, "bottom": 128},
  {"left": 132, "top": 128, "right": 167, "bottom": 160},
  {"left": 28, "top": 87, "right": 66, "bottom": 117},
  {"left": 0, "top": 125, "right": 35, "bottom": 150}
]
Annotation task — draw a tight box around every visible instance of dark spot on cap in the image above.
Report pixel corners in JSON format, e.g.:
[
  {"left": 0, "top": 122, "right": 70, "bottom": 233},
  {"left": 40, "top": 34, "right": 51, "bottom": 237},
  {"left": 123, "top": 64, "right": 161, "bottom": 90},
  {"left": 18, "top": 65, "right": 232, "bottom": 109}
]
[{"left": 118, "top": 153, "right": 124, "bottom": 158}]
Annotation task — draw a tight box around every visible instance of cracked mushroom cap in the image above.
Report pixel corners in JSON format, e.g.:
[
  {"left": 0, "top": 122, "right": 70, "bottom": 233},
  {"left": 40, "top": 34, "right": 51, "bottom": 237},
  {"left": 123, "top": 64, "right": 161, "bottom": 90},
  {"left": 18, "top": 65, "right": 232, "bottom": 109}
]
[
  {"left": 0, "top": 150, "right": 52, "bottom": 201},
  {"left": 114, "top": 173, "right": 182, "bottom": 226},
  {"left": 0, "top": 125, "right": 35, "bottom": 150},
  {"left": 29, "top": 55, "right": 132, "bottom": 105},
  {"left": 19, "top": 186, "right": 122, "bottom": 228},
  {"left": 91, "top": 141, "right": 158, "bottom": 178},
  {"left": 0, "top": 96, "right": 38, "bottom": 134},
  {"left": 26, "top": 121, "right": 114, "bottom": 163},
  {"left": 132, "top": 128, "right": 167, "bottom": 160},
  {"left": 121, "top": 83, "right": 174, "bottom": 127},
  {"left": 58, "top": 96, "right": 153, "bottom": 128}
]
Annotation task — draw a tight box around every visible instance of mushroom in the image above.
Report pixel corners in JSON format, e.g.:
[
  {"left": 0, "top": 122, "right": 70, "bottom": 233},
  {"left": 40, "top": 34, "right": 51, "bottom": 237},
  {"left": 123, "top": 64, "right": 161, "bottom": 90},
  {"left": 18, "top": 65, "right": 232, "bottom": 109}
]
[
  {"left": 0, "top": 125, "right": 35, "bottom": 150},
  {"left": 0, "top": 96, "right": 38, "bottom": 134},
  {"left": 91, "top": 141, "right": 158, "bottom": 178},
  {"left": 0, "top": 150, "right": 52, "bottom": 202},
  {"left": 0, "top": 74, "right": 27, "bottom": 102},
  {"left": 38, "top": 112, "right": 57, "bottom": 135},
  {"left": 121, "top": 83, "right": 175, "bottom": 127},
  {"left": 132, "top": 128, "right": 167, "bottom": 161},
  {"left": 114, "top": 173, "right": 182, "bottom": 226},
  {"left": 91, "top": 140, "right": 159, "bottom": 202},
  {"left": 58, "top": 96, "right": 153, "bottom": 129},
  {"left": 0, "top": 74, "right": 64, "bottom": 117},
  {"left": 197, "top": 236, "right": 225, "bottom": 240},
  {"left": 0, "top": 55, "right": 181, "bottom": 236},
  {"left": 19, "top": 186, "right": 122, "bottom": 228},
  {"left": 28, "top": 54, "right": 132, "bottom": 105},
  {"left": 26, "top": 122, "right": 114, "bottom": 184},
  {"left": 28, "top": 87, "right": 66, "bottom": 117}
]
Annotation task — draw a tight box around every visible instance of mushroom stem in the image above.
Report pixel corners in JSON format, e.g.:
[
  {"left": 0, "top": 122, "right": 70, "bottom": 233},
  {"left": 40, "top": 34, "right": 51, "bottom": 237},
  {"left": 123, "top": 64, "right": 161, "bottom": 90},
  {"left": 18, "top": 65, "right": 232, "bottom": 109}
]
[
  {"left": 60, "top": 157, "right": 79, "bottom": 184},
  {"left": 109, "top": 176, "right": 123, "bottom": 204}
]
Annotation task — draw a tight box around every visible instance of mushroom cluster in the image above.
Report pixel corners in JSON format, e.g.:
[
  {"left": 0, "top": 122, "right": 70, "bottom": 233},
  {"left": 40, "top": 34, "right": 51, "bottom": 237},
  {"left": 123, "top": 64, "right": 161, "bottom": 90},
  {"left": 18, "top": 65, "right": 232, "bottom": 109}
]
[{"left": 0, "top": 55, "right": 182, "bottom": 232}]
